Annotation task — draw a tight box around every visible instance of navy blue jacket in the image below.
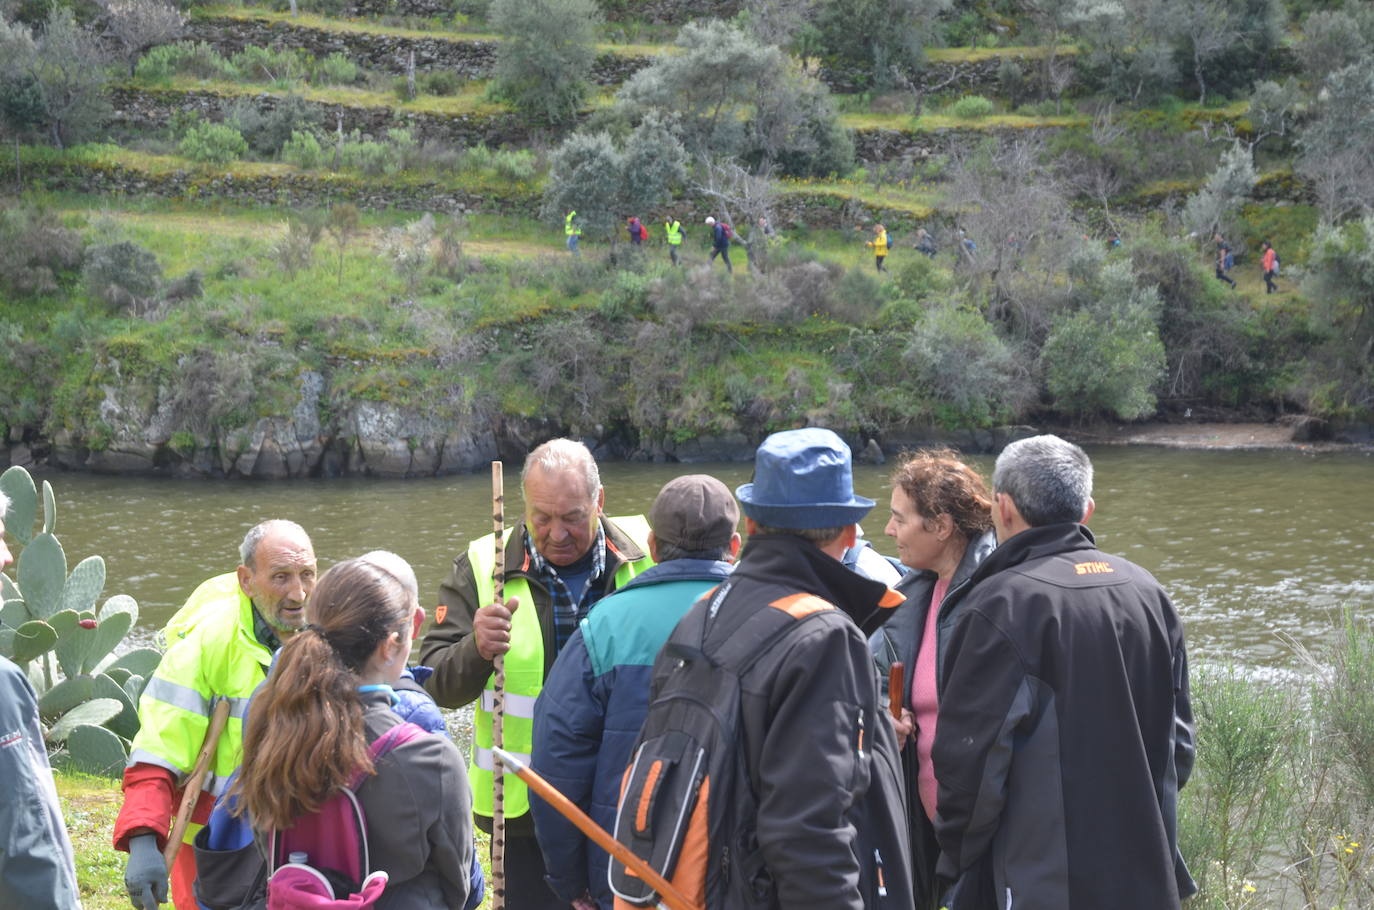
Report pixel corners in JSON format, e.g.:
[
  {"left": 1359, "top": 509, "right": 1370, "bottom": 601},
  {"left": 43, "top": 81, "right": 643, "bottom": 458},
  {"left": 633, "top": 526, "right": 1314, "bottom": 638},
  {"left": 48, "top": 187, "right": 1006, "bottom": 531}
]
[{"left": 530, "top": 558, "right": 732, "bottom": 909}]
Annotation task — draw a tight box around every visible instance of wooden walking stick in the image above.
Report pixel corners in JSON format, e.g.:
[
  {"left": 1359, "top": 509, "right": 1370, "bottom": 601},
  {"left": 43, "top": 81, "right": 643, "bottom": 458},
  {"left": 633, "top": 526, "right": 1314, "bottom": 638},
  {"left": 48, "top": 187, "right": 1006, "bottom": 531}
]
[
  {"left": 163, "top": 698, "right": 232, "bottom": 870},
  {"left": 490, "top": 460, "right": 507, "bottom": 910},
  {"left": 492, "top": 748, "right": 703, "bottom": 910},
  {"left": 888, "top": 661, "right": 905, "bottom": 721}
]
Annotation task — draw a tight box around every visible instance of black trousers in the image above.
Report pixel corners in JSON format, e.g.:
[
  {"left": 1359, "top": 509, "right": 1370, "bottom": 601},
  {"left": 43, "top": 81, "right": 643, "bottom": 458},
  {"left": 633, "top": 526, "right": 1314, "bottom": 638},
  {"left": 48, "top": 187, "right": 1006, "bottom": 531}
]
[{"left": 492, "top": 832, "right": 565, "bottom": 909}]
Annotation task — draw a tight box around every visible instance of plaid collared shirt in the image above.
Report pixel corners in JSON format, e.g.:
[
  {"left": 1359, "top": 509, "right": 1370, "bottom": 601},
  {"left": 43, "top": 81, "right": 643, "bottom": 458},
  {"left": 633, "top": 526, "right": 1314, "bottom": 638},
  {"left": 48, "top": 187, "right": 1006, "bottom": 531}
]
[{"left": 526, "top": 522, "right": 610, "bottom": 655}]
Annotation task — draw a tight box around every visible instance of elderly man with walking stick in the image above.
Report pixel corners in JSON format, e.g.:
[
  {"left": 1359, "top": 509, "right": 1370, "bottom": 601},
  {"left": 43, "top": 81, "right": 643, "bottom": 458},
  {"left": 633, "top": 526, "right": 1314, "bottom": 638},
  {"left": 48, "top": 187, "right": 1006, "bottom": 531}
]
[
  {"left": 113, "top": 520, "right": 317, "bottom": 909},
  {"left": 421, "top": 438, "right": 653, "bottom": 910}
]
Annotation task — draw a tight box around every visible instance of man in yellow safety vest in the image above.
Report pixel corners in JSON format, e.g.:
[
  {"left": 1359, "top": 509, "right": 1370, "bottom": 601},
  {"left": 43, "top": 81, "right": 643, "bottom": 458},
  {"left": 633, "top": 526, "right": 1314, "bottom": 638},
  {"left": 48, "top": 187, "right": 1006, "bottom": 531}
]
[
  {"left": 114, "top": 520, "right": 317, "bottom": 910},
  {"left": 664, "top": 216, "right": 684, "bottom": 266},
  {"left": 421, "top": 438, "right": 653, "bottom": 910},
  {"left": 565, "top": 210, "right": 582, "bottom": 256}
]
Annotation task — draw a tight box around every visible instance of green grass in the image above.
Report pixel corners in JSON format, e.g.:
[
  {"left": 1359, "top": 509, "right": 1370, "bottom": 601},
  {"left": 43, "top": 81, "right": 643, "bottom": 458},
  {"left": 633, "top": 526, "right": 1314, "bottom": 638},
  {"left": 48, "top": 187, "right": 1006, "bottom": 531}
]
[
  {"left": 778, "top": 178, "right": 942, "bottom": 219},
  {"left": 839, "top": 109, "right": 1086, "bottom": 131},
  {"left": 56, "top": 769, "right": 127, "bottom": 910},
  {"left": 925, "top": 43, "right": 1079, "bottom": 63}
]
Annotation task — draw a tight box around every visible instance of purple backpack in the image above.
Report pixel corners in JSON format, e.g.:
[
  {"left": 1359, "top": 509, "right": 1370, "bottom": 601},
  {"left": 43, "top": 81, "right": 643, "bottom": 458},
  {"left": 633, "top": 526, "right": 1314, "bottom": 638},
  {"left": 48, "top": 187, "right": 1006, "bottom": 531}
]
[{"left": 266, "top": 722, "right": 427, "bottom": 910}]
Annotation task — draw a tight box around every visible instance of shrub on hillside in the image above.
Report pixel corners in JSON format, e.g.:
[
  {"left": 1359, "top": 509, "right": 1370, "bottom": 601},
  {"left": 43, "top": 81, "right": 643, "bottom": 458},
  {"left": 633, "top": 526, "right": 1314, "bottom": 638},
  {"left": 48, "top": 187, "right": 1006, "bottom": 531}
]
[
  {"left": 312, "top": 52, "right": 358, "bottom": 86},
  {"left": 83, "top": 241, "right": 163, "bottom": 311},
  {"left": 230, "top": 45, "right": 307, "bottom": 84},
  {"left": 134, "top": 40, "right": 233, "bottom": 81},
  {"left": 0, "top": 202, "right": 85, "bottom": 297},
  {"left": 225, "top": 94, "right": 321, "bottom": 157},
  {"left": 948, "top": 95, "right": 995, "bottom": 120},
  {"left": 281, "top": 129, "right": 325, "bottom": 169},
  {"left": 178, "top": 120, "right": 247, "bottom": 164},
  {"left": 904, "top": 300, "right": 1030, "bottom": 428},
  {"left": 418, "top": 69, "right": 461, "bottom": 96}
]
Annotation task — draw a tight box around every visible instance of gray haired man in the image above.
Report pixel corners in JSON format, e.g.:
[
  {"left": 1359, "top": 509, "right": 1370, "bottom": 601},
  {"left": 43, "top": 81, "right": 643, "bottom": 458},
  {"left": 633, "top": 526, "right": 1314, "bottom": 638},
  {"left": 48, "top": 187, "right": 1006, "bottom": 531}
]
[{"left": 930, "top": 435, "right": 1195, "bottom": 909}]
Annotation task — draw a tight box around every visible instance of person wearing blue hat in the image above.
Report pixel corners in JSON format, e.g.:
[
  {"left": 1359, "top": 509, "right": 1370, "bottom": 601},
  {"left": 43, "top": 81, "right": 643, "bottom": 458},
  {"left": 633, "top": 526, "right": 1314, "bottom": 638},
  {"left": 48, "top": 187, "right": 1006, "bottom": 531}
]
[{"left": 670, "top": 428, "right": 914, "bottom": 907}]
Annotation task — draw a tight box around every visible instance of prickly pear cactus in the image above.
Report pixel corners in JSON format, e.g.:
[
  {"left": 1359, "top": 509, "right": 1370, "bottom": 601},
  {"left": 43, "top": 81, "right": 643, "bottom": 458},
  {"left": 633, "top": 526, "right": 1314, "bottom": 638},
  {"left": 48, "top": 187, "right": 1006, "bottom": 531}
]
[{"left": 1, "top": 465, "right": 154, "bottom": 776}]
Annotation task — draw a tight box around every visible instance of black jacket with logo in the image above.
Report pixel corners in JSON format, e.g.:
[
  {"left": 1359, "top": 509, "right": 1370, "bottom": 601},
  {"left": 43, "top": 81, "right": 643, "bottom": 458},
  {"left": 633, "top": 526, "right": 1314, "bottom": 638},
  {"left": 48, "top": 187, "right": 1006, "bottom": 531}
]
[
  {"left": 708, "top": 534, "right": 914, "bottom": 910},
  {"left": 931, "top": 523, "right": 1196, "bottom": 910}
]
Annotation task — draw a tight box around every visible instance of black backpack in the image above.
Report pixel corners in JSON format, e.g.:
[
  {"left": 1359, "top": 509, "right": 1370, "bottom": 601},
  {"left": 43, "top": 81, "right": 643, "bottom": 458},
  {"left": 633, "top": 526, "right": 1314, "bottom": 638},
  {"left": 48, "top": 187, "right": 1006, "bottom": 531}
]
[{"left": 608, "top": 583, "right": 795, "bottom": 910}]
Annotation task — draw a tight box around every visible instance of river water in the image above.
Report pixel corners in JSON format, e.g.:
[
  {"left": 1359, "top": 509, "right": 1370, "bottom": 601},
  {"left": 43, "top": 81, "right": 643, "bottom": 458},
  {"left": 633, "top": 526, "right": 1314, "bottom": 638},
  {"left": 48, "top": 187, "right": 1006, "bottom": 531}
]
[{"left": 23, "top": 447, "right": 1374, "bottom": 669}]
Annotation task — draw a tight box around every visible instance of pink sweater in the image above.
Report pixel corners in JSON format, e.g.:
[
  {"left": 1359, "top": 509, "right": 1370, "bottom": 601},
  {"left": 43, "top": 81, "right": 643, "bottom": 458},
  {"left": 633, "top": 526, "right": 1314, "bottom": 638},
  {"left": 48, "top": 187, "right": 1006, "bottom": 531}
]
[{"left": 912, "top": 576, "right": 950, "bottom": 821}]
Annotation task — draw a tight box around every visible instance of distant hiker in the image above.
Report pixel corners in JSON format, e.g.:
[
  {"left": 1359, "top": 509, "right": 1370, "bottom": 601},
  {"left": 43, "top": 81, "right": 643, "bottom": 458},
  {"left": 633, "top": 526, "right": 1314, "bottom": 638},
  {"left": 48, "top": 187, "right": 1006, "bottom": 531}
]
[
  {"left": 531, "top": 475, "right": 741, "bottom": 910},
  {"left": 565, "top": 210, "right": 582, "bottom": 256},
  {"left": 664, "top": 216, "right": 684, "bottom": 266},
  {"left": 626, "top": 215, "right": 646, "bottom": 247},
  {"left": 930, "top": 436, "right": 1195, "bottom": 909},
  {"left": 0, "top": 492, "right": 80, "bottom": 910},
  {"left": 420, "top": 439, "right": 653, "bottom": 910},
  {"left": 1108, "top": 232, "right": 1121, "bottom": 249},
  {"left": 866, "top": 223, "right": 890, "bottom": 272},
  {"left": 612, "top": 429, "right": 913, "bottom": 908},
  {"left": 706, "top": 216, "right": 733, "bottom": 273},
  {"left": 958, "top": 227, "right": 977, "bottom": 264},
  {"left": 1213, "top": 233, "right": 1236, "bottom": 289},
  {"left": 915, "top": 227, "right": 936, "bottom": 258},
  {"left": 1261, "top": 239, "right": 1279, "bottom": 294},
  {"left": 233, "top": 553, "right": 474, "bottom": 908},
  {"left": 116, "top": 520, "right": 317, "bottom": 910}
]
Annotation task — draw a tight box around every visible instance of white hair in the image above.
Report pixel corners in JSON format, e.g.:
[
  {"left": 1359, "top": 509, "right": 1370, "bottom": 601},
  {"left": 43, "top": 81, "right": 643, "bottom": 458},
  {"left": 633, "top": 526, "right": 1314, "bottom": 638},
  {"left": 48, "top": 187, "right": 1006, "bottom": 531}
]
[
  {"left": 522, "top": 438, "right": 601, "bottom": 502},
  {"left": 239, "top": 519, "right": 310, "bottom": 569},
  {"left": 0, "top": 490, "right": 9, "bottom": 518},
  {"left": 359, "top": 550, "right": 419, "bottom": 602}
]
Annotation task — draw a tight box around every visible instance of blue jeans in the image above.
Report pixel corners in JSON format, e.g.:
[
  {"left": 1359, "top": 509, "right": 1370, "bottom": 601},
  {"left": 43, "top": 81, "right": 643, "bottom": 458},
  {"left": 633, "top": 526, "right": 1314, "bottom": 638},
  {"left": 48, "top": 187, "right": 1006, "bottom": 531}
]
[{"left": 567, "top": 234, "right": 579, "bottom": 256}]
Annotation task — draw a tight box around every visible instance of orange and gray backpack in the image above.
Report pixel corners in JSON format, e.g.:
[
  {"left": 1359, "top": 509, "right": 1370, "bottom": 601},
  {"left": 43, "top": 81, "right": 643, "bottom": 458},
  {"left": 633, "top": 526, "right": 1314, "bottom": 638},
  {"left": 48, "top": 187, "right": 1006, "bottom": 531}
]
[{"left": 608, "top": 584, "right": 795, "bottom": 910}]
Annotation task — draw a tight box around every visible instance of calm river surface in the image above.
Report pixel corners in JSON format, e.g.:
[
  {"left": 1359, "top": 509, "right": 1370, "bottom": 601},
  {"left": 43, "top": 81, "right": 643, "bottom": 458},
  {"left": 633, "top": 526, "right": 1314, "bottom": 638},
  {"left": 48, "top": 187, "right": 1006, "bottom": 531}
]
[{"left": 25, "top": 447, "right": 1374, "bottom": 668}]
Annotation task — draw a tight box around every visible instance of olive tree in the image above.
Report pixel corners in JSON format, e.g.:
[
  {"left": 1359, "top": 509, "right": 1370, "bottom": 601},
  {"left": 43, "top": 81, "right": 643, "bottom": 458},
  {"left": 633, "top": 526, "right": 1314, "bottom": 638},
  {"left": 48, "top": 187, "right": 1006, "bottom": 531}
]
[
  {"left": 812, "top": 0, "right": 949, "bottom": 90},
  {"left": 1073, "top": 0, "right": 1178, "bottom": 103},
  {"left": 0, "top": 18, "right": 43, "bottom": 185},
  {"left": 31, "top": 6, "right": 111, "bottom": 148},
  {"left": 97, "top": 0, "right": 184, "bottom": 76},
  {"left": 1299, "top": 60, "right": 1374, "bottom": 221},
  {"left": 541, "top": 116, "right": 688, "bottom": 244},
  {"left": 488, "top": 0, "right": 601, "bottom": 126},
  {"left": 615, "top": 20, "right": 852, "bottom": 177},
  {"left": 1182, "top": 142, "right": 1255, "bottom": 239},
  {"left": 1040, "top": 259, "right": 1166, "bottom": 421},
  {"left": 1303, "top": 217, "right": 1374, "bottom": 377}
]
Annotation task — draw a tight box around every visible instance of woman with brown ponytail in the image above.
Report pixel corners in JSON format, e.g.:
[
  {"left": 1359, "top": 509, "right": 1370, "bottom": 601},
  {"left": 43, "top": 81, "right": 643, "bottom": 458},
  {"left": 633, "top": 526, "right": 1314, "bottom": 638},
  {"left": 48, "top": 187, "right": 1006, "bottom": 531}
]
[{"left": 234, "top": 552, "right": 473, "bottom": 909}]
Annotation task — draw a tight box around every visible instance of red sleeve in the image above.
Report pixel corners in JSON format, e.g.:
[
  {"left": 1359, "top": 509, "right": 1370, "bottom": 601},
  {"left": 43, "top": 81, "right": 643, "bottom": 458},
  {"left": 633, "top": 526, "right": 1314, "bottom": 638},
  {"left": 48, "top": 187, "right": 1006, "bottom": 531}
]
[{"left": 113, "top": 763, "right": 178, "bottom": 852}]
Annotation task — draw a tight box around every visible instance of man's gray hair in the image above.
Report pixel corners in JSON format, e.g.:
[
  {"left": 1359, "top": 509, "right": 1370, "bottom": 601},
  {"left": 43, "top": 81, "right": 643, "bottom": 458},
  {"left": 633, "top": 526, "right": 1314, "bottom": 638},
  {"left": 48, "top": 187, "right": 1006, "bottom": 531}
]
[
  {"left": 239, "top": 519, "right": 310, "bottom": 569},
  {"left": 522, "top": 438, "right": 601, "bottom": 502},
  {"left": 359, "top": 549, "right": 419, "bottom": 601},
  {"left": 0, "top": 490, "right": 9, "bottom": 522},
  {"left": 992, "top": 435, "right": 1093, "bottom": 527}
]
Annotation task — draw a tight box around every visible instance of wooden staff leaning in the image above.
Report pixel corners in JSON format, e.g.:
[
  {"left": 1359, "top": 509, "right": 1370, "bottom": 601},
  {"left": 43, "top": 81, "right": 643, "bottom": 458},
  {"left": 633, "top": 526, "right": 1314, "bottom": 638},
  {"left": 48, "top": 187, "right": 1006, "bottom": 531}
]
[{"left": 490, "top": 460, "right": 507, "bottom": 910}]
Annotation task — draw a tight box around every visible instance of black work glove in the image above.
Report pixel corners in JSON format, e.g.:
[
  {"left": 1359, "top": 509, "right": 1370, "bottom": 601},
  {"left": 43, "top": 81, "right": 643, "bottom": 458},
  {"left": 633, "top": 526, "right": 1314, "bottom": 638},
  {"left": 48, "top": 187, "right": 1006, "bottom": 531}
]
[{"left": 125, "top": 833, "right": 168, "bottom": 909}]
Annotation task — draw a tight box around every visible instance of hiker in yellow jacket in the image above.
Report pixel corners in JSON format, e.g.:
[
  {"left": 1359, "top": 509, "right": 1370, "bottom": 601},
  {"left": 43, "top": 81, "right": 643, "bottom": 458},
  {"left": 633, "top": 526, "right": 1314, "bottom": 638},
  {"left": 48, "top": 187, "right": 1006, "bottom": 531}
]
[{"left": 865, "top": 223, "right": 889, "bottom": 273}]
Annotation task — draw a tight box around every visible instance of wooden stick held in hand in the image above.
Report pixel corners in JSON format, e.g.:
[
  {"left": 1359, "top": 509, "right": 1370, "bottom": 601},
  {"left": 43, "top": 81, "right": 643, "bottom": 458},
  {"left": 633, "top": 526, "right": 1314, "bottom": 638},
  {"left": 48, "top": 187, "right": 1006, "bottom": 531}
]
[
  {"left": 492, "top": 748, "right": 702, "bottom": 910},
  {"left": 163, "top": 698, "right": 232, "bottom": 870},
  {"left": 490, "top": 460, "right": 507, "bottom": 910},
  {"left": 888, "top": 661, "right": 905, "bottom": 721}
]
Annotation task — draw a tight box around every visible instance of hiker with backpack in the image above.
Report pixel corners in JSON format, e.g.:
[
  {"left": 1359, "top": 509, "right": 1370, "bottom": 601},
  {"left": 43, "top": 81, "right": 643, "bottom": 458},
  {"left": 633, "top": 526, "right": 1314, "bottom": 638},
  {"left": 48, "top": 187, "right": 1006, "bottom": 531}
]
[
  {"left": 231, "top": 553, "right": 474, "bottom": 909},
  {"left": 864, "top": 224, "right": 890, "bottom": 272},
  {"left": 705, "top": 216, "right": 733, "bottom": 273},
  {"left": 626, "top": 216, "right": 648, "bottom": 247},
  {"left": 1261, "top": 239, "right": 1279, "bottom": 294},
  {"left": 530, "top": 475, "right": 742, "bottom": 910},
  {"left": 609, "top": 428, "right": 914, "bottom": 910},
  {"left": 1213, "top": 233, "right": 1236, "bottom": 289}
]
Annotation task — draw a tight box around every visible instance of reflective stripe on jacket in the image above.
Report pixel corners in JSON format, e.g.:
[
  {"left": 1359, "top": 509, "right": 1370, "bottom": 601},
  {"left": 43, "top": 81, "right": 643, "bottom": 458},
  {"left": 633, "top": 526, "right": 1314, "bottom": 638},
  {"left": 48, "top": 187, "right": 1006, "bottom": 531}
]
[
  {"left": 128, "top": 573, "right": 271, "bottom": 845},
  {"left": 466, "top": 516, "right": 652, "bottom": 820}
]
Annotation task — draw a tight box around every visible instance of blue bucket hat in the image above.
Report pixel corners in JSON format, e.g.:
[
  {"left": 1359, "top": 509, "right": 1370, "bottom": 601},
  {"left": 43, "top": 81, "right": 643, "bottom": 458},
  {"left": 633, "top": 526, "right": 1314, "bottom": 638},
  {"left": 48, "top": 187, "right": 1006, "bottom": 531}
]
[{"left": 736, "top": 428, "right": 875, "bottom": 529}]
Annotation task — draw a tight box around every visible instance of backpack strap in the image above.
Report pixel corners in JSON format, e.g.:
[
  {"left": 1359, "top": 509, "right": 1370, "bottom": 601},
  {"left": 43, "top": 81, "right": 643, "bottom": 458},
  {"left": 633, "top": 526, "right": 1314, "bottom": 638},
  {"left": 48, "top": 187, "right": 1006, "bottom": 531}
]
[
  {"left": 349, "top": 721, "right": 429, "bottom": 789},
  {"left": 682, "top": 582, "right": 809, "bottom": 676}
]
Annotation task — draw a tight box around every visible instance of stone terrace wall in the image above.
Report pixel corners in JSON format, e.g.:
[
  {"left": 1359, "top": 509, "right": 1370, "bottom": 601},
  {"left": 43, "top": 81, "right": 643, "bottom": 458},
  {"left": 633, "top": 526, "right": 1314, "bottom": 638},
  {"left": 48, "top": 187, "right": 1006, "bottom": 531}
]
[
  {"left": 186, "top": 17, "right": 649, "bottom": 84},
  {"left": 110, "top": 85, "right": 541, "bottom": 148}
]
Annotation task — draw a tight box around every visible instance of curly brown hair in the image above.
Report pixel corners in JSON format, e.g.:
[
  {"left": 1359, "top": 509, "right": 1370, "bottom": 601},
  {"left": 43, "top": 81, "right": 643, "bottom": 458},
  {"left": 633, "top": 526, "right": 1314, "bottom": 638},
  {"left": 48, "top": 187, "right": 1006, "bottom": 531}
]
[{"left": 890, "top": 448, "right": 993, "bottom": 540}]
